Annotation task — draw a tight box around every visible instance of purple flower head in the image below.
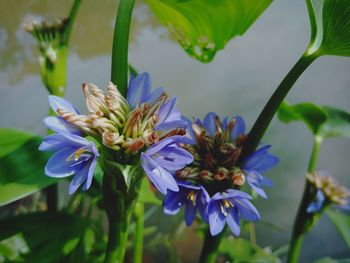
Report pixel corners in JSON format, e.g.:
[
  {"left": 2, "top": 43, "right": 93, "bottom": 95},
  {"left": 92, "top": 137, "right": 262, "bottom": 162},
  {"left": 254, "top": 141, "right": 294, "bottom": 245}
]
[
  {"left": 39, "top": 132, "right": 99, "bottom": 194},
  {"left": 44, "top": 96, "right": 82, "bottom": 135},
  {"left": 207, "top": 189, "right": 260, "bottom": 236},
  {"left": 141, "top": 136, "right": 194, "bottom": 195},
  {"left": 243, "top": 145, "right": 279, "bottom": 199},
  {"left": 163, "top": 182, "right": 210, "bottom": 225},
  {"left": 306, "top": 171, "right": 350, "bottom": 214}
]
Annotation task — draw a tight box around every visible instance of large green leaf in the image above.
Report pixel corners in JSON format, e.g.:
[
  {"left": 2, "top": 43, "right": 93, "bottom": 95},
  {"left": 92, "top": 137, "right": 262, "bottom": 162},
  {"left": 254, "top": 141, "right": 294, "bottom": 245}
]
[
  {"left": 0, "top": 129, "right": 58, "bottom": 206},
  {"left": 326, "top": 209, "right": 350, "bottom": 248},
  {"left": 146, "top": 0, "right": 273, "bottom": 63},
  {"left": 278, "top": 102, "right": 350, "bottom": 139},
  {"left": 0, "top": 128, "right": 33, "bottom": 158},
  {"left": 218, "top": 237, "right": 280, "bottom": 262},
  {"left": 306, "top": 0, "right": 350, "bottom": 57},
  {"left": 0, "top": 212, "right": 91, "bottom": 262}
]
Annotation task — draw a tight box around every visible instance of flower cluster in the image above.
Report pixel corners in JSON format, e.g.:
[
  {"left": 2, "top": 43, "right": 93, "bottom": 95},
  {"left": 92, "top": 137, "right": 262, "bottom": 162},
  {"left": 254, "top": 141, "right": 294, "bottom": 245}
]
[
  {"left": 307, "top": 171, "right": 350, "bottom": 213},
  {"left": 163, "top": 112, "right": 279, "bottom": 236},
  {"left": 39, "top": 73, "right": 193, "bottom": 194},
  {"left": 24, "top": 18, "right": 69, "bottom": 64}
]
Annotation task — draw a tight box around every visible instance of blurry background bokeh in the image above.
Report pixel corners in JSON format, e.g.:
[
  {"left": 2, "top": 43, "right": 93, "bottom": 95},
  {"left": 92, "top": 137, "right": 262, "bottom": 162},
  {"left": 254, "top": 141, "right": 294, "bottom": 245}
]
[{"left": 0, "top": 0, "right": 350, "bottom": 262}]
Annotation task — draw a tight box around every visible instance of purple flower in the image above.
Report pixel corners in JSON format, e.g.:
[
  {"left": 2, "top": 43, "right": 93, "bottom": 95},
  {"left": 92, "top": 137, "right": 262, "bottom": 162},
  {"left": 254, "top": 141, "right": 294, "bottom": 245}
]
[
  {"left": 126, "top": 72, "right": 164, "bottom": 109},
  {"left": 163, "top": 182, "right": 210, "bottom": 225},
  {"left": 39, "top": 132, "right": 99, "bottom": 194},
  {"left": 154, "top": 97, "right": 184, "bottom": 131},
  {"left": 207, "top": 189, "right": 260, "bottom": 236},
  {"left": 141, "top": 136, "right": 194, "bottom": 195},
  {"left": 44, "top": 95, "right": 82, "bottom": 135},
  {"left": 243, "top": 145, "right": 279, "bottom": 199},
  {"left": 307, "top": 190, "right": 326, "bottom": 213}
]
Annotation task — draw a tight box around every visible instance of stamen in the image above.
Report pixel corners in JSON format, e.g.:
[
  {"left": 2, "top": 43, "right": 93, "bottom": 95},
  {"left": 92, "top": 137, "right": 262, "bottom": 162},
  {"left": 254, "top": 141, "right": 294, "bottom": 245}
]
[{"left": 187, "top": 191, "right": 197, "bottom": 205}]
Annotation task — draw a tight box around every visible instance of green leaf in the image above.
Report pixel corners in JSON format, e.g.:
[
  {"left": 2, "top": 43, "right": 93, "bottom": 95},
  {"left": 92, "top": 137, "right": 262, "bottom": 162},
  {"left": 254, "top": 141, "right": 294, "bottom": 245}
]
[
  {"left": 0, "top": 128, "right": 33, "bottom": 158},
  {"left": 146, "top": 0, "right": 272, "bottom": 63},
  {"left": 319, "top": 106, "right": 350, "bottom": 139},
  {"left": 218, "top": 237, "right": 280, "bottom": 262},
  {"left": 138, "top": 178, "right": 162, "bottom": 205},
  {"left": 0, "top": 129, "right": 58, "bottom": 206},
  {"left": 326, "top": 209, "right": 350, "bottom": 248},
  {"left": 278, "top": 102, "right": 350, "bottom": 139},
  {"left": 277, "top": 101, "right": 327, "bottom": 135},
  {"left": 0, "top": 212, "right": 91, "bottom": 262},
  {"left": 306, "top": 0, "right": 350, "bottom": 57}
]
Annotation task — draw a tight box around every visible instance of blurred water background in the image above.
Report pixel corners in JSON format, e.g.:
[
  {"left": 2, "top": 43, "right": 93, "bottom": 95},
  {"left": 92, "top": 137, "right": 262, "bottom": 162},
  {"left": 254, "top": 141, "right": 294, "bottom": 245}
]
[{"left": 0, "top": 0, "right": 349, "bottom": 262}]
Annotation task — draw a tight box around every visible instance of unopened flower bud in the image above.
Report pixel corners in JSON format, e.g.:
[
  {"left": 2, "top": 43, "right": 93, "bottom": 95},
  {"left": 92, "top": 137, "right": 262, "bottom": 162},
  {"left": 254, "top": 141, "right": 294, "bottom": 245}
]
[
  {"left": 102, "top": 131, "right": 124, "bottom": 149},
  {"left": 232, "top": 171, "right": 246, "bottom": 186},
  {"left": 215, "top": 167, "right": 229, "bottom": 181}
]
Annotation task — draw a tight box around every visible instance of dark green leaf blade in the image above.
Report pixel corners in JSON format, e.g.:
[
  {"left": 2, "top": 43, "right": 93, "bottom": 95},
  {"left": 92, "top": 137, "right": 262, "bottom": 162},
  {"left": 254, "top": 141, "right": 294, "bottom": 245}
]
[
  {"left": 326, "top": 209, "right": 350, "bottom": 248},
  {"left": 277, "top": 101, "right": 328, "bottom": 135},
  {"left": 320, "top": 106, "right": 350, "bottom": 139},
  {"left": 0, "top": 212, "right": 91, "bottom": 262},
  {"left": 0, "top": 128, "right": 33, "bottom": 158},
  {"left": 146, "top": 0, "right": 273, "bottom": 63},
  {"left": 0, "top": 129, "right": 58, "bottom": 206},
  {"left": 306, "top": 0, "right": 350, "bottom": 57}
]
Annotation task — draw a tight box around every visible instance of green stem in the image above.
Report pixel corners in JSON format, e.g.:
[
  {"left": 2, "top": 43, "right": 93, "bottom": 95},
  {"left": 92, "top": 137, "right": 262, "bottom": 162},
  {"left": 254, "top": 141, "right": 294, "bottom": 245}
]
[
  {"left": 239, "top": 53, "right": 318, "bottom": 163},
  {"left": 63, "top": 0, "right": 81, "bottom": 45},
  {"left": 102, "top": 160, "right": 143, "bottom": 263},
  {"left": 198, "top": 228, "right": 225, "bottom": 263},
  {"left": 287, "top": 136, "right": 322, "bottom": 263},
  {"left": 103, "top": 170, "right": 130, "bottom": 263},
  {"left": 133, "top": 202, "right": 144, "bottom": 263},
  {"left": 111, "top": 0, "right": 135, "bottom": 97}
]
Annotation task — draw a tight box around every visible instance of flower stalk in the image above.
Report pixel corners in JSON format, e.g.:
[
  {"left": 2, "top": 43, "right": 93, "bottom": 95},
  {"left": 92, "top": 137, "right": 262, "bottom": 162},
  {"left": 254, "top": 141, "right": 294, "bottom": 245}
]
[
  {"left": 199, "top": 229, "right": 225, "bottom": 263},
  {"left": 239, "top": 53, "right": 318, "bottom": 163},
  {"left": 133, "top": 201, "right": 144, "bottom": 263},
  {"left": 102, "top": 159, "right": 144, "bottom": 263},
  {"left": 287, "top": 136, "right": 322, "bottom": 263},
  {"left": 111, "top": 0, "right": 136, "bottom": 97}
]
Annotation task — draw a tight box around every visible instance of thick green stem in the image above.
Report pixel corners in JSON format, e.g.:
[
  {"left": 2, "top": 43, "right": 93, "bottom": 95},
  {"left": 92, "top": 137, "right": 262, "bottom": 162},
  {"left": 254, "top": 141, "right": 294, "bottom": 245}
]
[
  {"left": 287, "top": 136, "right": 322, "bottom": 263},
  {"left": 111, "top": 0, "right": 135, "bottom": 97},
  {"left": 102, "top": 160, "right": 143, "bottom": 263},
  {"left": 103, "top": 170, "right": 130, "bottom": 263},
  {"left": 133, "top": 202, "right": 144, "bottom": 263},
  {"left": 199, "top": 228, "right": 225, "bottom": 263},
  {"left": 239, "top": 53, "right": 318, "bottom": 163}
]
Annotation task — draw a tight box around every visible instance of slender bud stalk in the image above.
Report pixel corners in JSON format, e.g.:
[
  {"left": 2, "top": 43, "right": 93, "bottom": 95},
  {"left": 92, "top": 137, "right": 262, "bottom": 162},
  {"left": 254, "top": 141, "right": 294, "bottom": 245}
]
[{"left": 287, "top": 136, "right": 322, "bottom": 263}]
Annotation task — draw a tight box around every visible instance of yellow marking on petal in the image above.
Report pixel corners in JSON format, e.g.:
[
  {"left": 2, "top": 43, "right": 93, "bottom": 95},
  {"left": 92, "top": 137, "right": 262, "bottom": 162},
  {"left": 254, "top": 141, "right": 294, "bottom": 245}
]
[
  {"left": 187, "top": 191, "right": 197, "bottom": 206},
  {"left": 66, "top": 148, "right": 86, "bottom": 162}
]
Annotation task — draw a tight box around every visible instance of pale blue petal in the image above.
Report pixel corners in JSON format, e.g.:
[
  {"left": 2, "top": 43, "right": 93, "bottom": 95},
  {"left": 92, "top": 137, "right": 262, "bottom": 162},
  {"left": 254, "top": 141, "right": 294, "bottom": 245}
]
[
  {"left": 208, "top": 201, "right": 226, "bottom": 236},
  {"left": 44, "top": 116, "right": 82, "bottom": 135},
  {"left": 226, "top": 211, "right": 240, "bottom": 236},
  {"left": 49, "top": 95, "right": 79, "bottom": 114},
  {"left": 231, "top": 116, "right": 245, "bottom": 140},
  {"left": 141, "top": 153, "right": 179, "bottom": 195},
  {"left": 243, "top": 145, "right": 279, "bottom": 172},
  {"left": 203, "top": 112, "right": 217, "bottom": 137},
  {"left": 127, "top": 72, "right": 151, "bottom": 108},
  {"left": 45, "top": 148, "right": 77, "bottom": 178},
  {"left": 233, "top": 198, "right": 260, "bottom": 221}
]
